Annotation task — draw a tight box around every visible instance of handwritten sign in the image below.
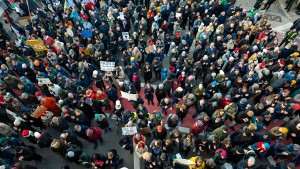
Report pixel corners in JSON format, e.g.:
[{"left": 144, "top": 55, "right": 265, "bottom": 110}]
[
  {"left": 37, "top": 78, "right": 52, "bottom": 85},
  {"left": 121, "top": 91, "right": 137, "bottom": 101},
  {"left": 100, "top": 61, "right": 115, "bottom": 71},
  {"left": 174, "top": 159, "right": 196, "bottom": 166},
  {"left": 122, "top": 32, "right": 130, "bottom": 41},
  {"left": 122, "top": 126, "right": 137, "bottom": 135}
]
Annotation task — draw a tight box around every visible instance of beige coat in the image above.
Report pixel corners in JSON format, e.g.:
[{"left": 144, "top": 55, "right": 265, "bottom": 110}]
[{"left": 0, "top": 123, "right": 14, "bottom": 136}]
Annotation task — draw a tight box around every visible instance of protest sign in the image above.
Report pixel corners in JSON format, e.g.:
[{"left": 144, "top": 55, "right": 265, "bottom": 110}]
[
  {"left": 100, "top": 61, "right": 115, "bottom": 71},
  {"left": 121, "top": 91, "right": 137, "bottom": 101},
  {"left": 122, "top": 32, "right": 130, "bottom": 41},
  {"left": 122, "top": 126, "right": 137, "bottom": 135},
  {"left": 37, "top": 78, "right": 52, "bottom": 85},
  {"left": 145, "top": 46, "right": 155, "bottom": 53},
  {"left": 26, "top": 40, "right": 48, "bottom": 52},
  {"left": 173, "top": 159, "right": 196, "bottom": 166}
]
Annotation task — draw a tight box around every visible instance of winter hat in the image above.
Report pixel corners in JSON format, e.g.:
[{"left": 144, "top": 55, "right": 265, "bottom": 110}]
[
  {"left": 22, "top": 130, "right": 30, "bottom": 137},
  {"left": 196, "top": 120, "right": 203, "bottom": 127},
  {"left": 160, "top": 153, "right": 167, "bottom": 160},
  {"left": 95, "top": 114, "right": 100, "bottom": 119},
  {"left": 212, "top": 72, "right": 217, "bottom": 77},
  {"left": 260, "top": 62, "right": 266, "bottom": 68},
  {"left": 93, "top": 70, "right": 98, "bottom": 78},
  {"left": 219, "top": 70, "right": 225, "bottom": 75},
  {"left": 21, "top": 63, "right": 27, "bottom": 69},
  {"left": 226, "top": 80, "right": 231, "bottom": 85},
  {"left": 34, "top": 60, "right": 40, "bottom": 66},
  {"left": 20, "top": 76, "right": 26, "bottom": 81},
  {"left": 115, "top": 100, "right": 121, "bottom": 109},
  {"left": 85, "top": 98, "right": 92, "bottom": 104},
  {"left": 240, "top": 98, "right": 248, "bottom": 104},
  {"left": 212, "top": 81, "right": 217, "bottom": 86},
  {"left": 279, "top": 60, "right": 285, "bottom": 65},
  {"left": 86, "top": 129, "right": 93, "bottom": 136},
  {"left": 293, "top": 144, "right": 300, "bottom": 150},
  {"left": 34, "top": 132, "right": 41, "bottom": 139},
  {"left": 130, "top": 57, "right": 135, "bottom": 61},
  {"left": 206, "top": 158, "right": 215, "bottom": 166},
  {"left": 263, "top": 142, "right": 270, "bottom": 150},
  {"left": 280, "top": 127, "right": 288, "bottom": 134},
  {"left": 287, "top": 163, "right": 295, "bottom": 169},
  {"left": 135, "top": 133, "right": 141, "bottom": 140},
  {"left": 159, "top": 84, "right": 164, "bottom": 89},
  {"left": 43, "top": 62, "right": 49, "bottom": 67},
  {"left": 203, "top": 55, "right": 208, "bottom": 60},
  {"left": 176, "top": 87, "right": 183, "bottom": 92},
  {"left": 288, "top": 64, "right": 293, "bottom": 69},
  {"left": 220, "top": 150, "right": 227, "bottom": 157},
  {"left": 157, "top": 125, "right": 163, "bottom": 132},
  {"left": 67, "top": 151, "right": 75, "bottom": 158},
  {"left": 169, "top": 66, "right": 175, "bottom": 72},
  {"left": 225, "top": 95, "right": 231, "bottom": 99},
  {"left": 229, "top": 56, "right": 234, "bottom": 62},
  {"left": 264, "top": 69, "right": 270, "bottom": 75},
  {"left": 234, "top": 47, "right": 239, "bottom": 52},
  {"left": 292, "top": 52, "right": 299, "bottom": 57},
  {"left": 175, "top": 32, "right": 180, "bottom": 38},
  {"left": 291, "top": 80, "right": 297, "bottom": 85},
  {"left": 188, "top": 75, "right": 195, "bottom": 81},
  {"left": 181, "top": 72, "right": 185, "bottom": 76},
  {"left": 14, "top": 118, "right": 21, "bottom": 126}
]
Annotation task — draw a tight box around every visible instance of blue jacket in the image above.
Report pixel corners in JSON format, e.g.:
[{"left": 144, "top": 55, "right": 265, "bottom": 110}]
[
  {"left": 161, "top": 68, "right": 168, "bottom": 81},
  {"left": 284, "top": 144, "right": 300, "bottom": 159}
]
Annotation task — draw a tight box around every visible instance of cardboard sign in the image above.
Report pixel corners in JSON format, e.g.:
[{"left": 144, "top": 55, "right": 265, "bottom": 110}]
[
  {"left": 122, "top": 32, "right": 130, "bottom": 41},
  {"left": 37, "top": 78, "right": 52, "bottom": 85},
  {"left": 100, "top": 61, "right": 115, "bottom": 71},
  {"left": 121, "top": 91, "right": 137, "bottom": 101},
  {"left": 26, "top": 40, "right": 48, "bottom": 52},
  {"left": 173, "top": 159, "right": 196, "bottom": 166},
  {"left": 145, "top": 46, "right": 154, "bottom": 53},
  {"left": 18, "top": 16, "right": 31, "bottom": 26},
  {"left": 122, "top": 126, "right": 137, "bottom": 135},
  {"left": 31, "top": 105, "right": 48, "bottom": 119}
]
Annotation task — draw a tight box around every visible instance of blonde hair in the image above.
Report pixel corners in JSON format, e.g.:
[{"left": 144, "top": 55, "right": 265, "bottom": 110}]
[{"left": 142, "top": 152, "right": 152, "bottom": 161}]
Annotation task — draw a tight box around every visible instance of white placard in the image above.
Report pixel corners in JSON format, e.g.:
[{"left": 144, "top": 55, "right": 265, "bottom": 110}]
[
  {"left": 122, "top": 126, "right": 137, "bottom": 135},
  {"left": 118, "top": 12, "right": 125, "bottom": 20},
  {"left": 122, "top": 32, "right": 130, "bottom": 41},
  {"left": 121, "top": 91, "right": 137, "bottom": 101},
  {"left": 173, "top": 159, "right": 196, "bottom": 166},
  {"left": 37, "top": 77, "right": 52, "bottom": 85},
  {"left": 100, "top": 61, "right": 115, "bottom": 71}
]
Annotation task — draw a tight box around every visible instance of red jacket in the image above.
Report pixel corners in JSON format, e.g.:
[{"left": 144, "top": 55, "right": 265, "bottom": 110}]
[
  {"left": 85, "top": 126, "right": 102, "bottom": 141},
  {"left": 190, "top": 121, "right": 205, "bottom": 135}
]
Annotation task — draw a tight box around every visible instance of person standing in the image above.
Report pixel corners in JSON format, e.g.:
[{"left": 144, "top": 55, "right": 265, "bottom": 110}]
[
  {"left": 144, "top": 83, "right": 155, "bottom": 105},
  {"left": 279, "top": 29, "right": 298, "bottom": 47},
  {"left": 286, "top": 0, "right": 296, "bottom": 12},
  {"left": 262, "top": 0, "right": 276, "bottom": 10}
]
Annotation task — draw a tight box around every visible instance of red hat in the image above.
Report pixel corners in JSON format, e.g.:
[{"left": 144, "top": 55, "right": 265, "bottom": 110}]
[
  {"left": 22, "top": 130, "right": 30, "bottom": 137},
  {"left": 234, "top": 47, "right": 239, "bottom": 52},
  {"left": 280, "top": 60, "right": 285, "bottom": 65},
  {"left": 35, "top": 91, "right": 42, "bottom": 97},
  {"left": 169, "top": 66, "right": 175, "bottom": 73},
  {"left": 260, "top": 62, "right": 266, "bottom": 68},
  {"left": 175, "top": 32, "right": 180, "bottom": 38},
  {"left": 43, "top": 62, "right": 49, "bottom": 67}
]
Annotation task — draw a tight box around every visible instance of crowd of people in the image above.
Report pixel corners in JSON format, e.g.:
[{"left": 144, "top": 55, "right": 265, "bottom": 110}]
[{"left": 0, "top": 0, "right": 300, "bottom": 168}]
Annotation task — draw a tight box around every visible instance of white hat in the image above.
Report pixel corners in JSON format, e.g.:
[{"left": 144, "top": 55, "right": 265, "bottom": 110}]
[
  {"left": 93, "top": 70, "right": 98, "bottom": 77},
  {"left": 176, "top": 87, "right": 183, "bottom": 92},
  {"left": 14, "top": 119, "right": 21, "bottom": 126},
  {"left": 67, "top": 151, "right": 74, "bottom": 158},
  {"left": 34, "top": 132, "right": 41, "bottom": 139},
  {"left": 22, "top": 63, "right": 27, "bottom": 69},
  {"left": 115, "top": 100, "right": 121, "bottom": 109},
  {"left": 219, "top": 70, "right": 225, "bottom": 75}
]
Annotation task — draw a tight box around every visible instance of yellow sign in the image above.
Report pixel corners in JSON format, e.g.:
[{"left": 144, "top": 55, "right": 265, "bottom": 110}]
[{"left": 26, "top": 40, "right": 48, "bottom": 52}]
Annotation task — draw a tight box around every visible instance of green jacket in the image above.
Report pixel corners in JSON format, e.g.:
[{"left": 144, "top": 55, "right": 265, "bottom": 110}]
[
  {"left": 224, "top": 103, "right": 238, "bottom": 117},
  {"left": 212, "top": 125, "right": 229, "bottom": 140}
]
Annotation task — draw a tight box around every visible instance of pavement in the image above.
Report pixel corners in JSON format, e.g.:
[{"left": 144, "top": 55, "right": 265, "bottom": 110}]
[{"left": 0, "top": 0, "right": 300, "bottom": 168}]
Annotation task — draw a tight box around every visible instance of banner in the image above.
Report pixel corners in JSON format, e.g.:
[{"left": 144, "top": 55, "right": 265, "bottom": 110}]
[
  {"left": 122, "top": 126, "right": 137, "bottom": 135},
  {"left": 26, "top": 40, "right": 48, "bottom": 52},
  {"left": 121, "top": 91, "right": 137, "bottom": 101},
  {"left": 100, "top": 61, "right": 115, "bottom": 71},
  {"left": 145, "top": 46, "right": 155, "bottom": 53}
]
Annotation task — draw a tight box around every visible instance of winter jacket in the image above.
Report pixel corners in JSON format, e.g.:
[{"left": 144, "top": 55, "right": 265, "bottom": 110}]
[{"left": 85, "top": 126, "right": 102, "bottom": 141}]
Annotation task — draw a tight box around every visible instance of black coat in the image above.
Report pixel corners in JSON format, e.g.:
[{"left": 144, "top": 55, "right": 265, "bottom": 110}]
[{"left": 37, "top": 132, "right": 53, "bottom": 148}]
